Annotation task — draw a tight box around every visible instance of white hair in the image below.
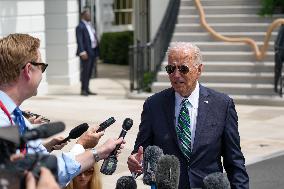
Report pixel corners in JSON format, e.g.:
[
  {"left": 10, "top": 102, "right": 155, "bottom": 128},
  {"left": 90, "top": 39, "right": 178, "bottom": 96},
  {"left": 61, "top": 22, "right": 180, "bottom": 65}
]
[{"left": 167, "top": 42, "right": 202, "bottom": 66}]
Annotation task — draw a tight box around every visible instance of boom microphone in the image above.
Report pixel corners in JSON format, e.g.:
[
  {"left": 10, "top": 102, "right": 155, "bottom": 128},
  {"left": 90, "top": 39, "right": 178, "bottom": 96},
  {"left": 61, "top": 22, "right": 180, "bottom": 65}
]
[
  {"left": 143, "top": 145, "right": 164, "bottom": 188},
  {"left": 115, "top": 176, "right": 137, "bottom": 189},
  {"left": 203, "top": 172, "right": 231, "bottom": 189},
  {"left": 58, "top": 123, "right": 89, "bottom": 144},
  {"left": 100, "top": 118, "right": 133, "bottom": 175},
  {"left": 96, "top": 117, "right": 116, "bottom": 133},
  {"left": 156, "top": 155, "right": 180, "bottom": 189},
  {"left": 21, "top": 122, "right": 65, "bottom": 145}
]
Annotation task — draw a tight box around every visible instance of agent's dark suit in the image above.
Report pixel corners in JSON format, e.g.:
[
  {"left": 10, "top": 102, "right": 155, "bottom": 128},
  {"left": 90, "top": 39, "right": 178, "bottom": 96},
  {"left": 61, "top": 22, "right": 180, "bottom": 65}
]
[
  {"left": 133, "top": 85, "right": 249, "bottom": 189},
  {"left": 76, "top": 20, "right": 99, "bottom": 93}
]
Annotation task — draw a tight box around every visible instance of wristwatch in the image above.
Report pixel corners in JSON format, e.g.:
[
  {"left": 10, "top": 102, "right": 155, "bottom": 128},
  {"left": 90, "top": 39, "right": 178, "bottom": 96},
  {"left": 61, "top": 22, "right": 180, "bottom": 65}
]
[{"left": 91, "top": 148, "right": 100, "bottom": 162}]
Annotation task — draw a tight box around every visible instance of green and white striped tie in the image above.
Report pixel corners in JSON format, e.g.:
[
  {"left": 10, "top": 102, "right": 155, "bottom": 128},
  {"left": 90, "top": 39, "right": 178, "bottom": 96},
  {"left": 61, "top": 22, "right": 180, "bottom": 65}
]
[{"left": 176, "top": 99, "right": 191, "bottom": 161}]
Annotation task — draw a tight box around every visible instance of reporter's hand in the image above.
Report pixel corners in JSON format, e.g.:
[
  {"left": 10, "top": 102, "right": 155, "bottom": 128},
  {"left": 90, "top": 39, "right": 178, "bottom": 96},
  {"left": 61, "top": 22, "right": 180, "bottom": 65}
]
[
  {"left": 76, "top": 126, "right": 104, "bottom": 149},
  {"left": 96, "top": 137, "right": 125, "bottom": 160},
  {"left": 29, "top": 115, "right": 47, "bottom": 124},
  {"left": 44, "top": 136, "right": 68, "bottom": 152},
  {"left": 127, "top": 146, "right": 143, "bottom": 174},
  {"left": 26, "top": 167, "right": 60, "bottom": 189}
]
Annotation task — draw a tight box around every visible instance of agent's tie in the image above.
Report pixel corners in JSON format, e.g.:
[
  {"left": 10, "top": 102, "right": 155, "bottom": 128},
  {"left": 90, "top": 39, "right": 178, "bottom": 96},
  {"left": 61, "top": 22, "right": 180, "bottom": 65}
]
[
  {"left": 13, "top": 107, "right": 27, "bottom": 154},
  {"left": 176, "top": 99, "right": 191, "bottom": 161}
]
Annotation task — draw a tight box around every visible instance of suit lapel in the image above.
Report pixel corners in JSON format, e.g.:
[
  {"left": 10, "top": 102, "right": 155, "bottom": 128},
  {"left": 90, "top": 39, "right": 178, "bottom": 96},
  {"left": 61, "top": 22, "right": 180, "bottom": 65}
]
[
  {"left": 163, "top": 88, "right": 180, "bottom": 147},
  {"left": 191, "top": 85, "right": 210, "bottom": 156}
]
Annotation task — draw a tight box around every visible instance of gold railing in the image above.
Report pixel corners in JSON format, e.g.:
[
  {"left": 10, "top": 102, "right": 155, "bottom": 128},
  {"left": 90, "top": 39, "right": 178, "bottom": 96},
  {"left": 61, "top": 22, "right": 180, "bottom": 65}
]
[{"left": 195, "top": 0, "right": 284, "bottom": 60}]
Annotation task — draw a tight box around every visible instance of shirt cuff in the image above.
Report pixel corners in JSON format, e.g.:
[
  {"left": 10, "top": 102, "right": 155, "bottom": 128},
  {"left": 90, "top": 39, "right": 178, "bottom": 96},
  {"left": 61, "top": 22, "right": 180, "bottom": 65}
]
[
  {"left": 69, "top": 144, "right": 85, "bottom": 155},
  {"left": 79, "top": 51, "right": 87, "bottom": 56},
  {"left": 57, "top": 152, "right": 81, "bottom": 187}
]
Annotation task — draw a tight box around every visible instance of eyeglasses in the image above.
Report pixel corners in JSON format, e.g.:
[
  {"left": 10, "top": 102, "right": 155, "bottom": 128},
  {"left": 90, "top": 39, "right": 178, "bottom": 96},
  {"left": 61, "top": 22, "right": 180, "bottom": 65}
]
[
  {"left": 165, "top": 64, "right": 190, "bottom": 75},
  {"left": 78, "top": 169, "right": 94, "bottom": 176},
  {"left": 22, "top": 61, "right": 48, "bottom": 73}
]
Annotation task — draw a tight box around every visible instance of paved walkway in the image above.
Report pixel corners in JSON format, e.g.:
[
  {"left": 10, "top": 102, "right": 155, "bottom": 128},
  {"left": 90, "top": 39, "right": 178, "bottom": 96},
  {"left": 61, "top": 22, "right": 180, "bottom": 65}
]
[{"left": 21, "top": 63, "right": 284, "bottom": 188}]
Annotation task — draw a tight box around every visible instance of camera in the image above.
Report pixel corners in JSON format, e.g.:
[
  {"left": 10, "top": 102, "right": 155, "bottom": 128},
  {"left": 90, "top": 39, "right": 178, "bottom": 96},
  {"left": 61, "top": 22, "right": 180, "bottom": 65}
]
[{"left": 0, "top": 125, "right": 60, "bottom": 189}]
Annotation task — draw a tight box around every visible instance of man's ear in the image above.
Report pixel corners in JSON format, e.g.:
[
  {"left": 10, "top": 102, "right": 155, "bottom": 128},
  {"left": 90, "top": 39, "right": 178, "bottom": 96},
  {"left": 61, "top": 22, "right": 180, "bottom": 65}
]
[
  {"left": 197, "top": 64, "right": 203, "bottom": 74},
  {"left": 21, "top": 63, "right": 32, "bottom": 81}
]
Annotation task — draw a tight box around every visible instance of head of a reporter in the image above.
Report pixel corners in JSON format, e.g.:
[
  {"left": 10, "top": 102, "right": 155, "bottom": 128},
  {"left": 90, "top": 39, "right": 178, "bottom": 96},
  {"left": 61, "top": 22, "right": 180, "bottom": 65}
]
[
  {"left": 0, "top": 33, "right": 47, "bottom": 100},
  {"left": 65, "top": 162, "right": 102, "bottom": 189}
]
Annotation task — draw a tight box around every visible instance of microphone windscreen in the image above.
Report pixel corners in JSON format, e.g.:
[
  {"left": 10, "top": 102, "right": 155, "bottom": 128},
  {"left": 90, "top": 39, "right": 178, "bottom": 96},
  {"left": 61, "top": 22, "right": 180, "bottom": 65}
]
[
  {"left": 115, "top": 176, "right": 137, "bottom": 189},
  {"left": 156, "top": 155, "right": 180, "bottom": 189},
  {"left": 122, "top": 118, "right": 133, "bottom": 131},
  {"left": 68, "top": 123, "right": 89, "bottom": 139},
  {"left": 37, "top": 121, "right": 65, "bottom": 138},
  {"left": 143, "top": 145, "right": 164, "bottom": 185},
  {"left": 203, "top": 172, "right": 231, "bottom": 189}
]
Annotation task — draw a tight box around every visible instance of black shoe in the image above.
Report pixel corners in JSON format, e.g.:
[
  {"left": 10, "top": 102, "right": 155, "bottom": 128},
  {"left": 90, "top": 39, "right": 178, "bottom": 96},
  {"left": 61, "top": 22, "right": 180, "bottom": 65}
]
[
  {"left": 81, "top": 90, "right": 88, "bottom": 96},
  {"left": 87, "top": 90, "right": 97, "bottom": 95}
]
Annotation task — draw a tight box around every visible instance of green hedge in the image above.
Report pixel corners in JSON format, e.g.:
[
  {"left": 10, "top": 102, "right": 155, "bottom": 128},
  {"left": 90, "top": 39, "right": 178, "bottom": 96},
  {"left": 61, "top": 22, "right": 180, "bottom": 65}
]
[
  {"left": 100, "top": 31, "right": 133, "bottom": 65},
  {"left": 259, "top": 0, "right": 284, "bottom": 16}
]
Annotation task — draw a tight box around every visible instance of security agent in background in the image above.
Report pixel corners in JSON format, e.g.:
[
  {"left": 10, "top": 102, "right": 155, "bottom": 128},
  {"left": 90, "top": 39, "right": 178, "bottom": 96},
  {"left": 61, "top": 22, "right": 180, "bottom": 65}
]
[
  {"left": 76, "top": 8, "right": 100, "bottom": 96},
  {"left": 127, "top": 42, "right": 249, "bottom": 189},
  {"left": 0, "top": 33, "right": 125, "bottom": 187}
]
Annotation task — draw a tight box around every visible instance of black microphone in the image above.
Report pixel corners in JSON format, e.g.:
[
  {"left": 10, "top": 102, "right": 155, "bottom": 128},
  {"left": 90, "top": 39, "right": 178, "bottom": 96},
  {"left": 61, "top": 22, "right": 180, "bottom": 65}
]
[
  {"left": 203, "top": 172, "right": 231, "bottom": 189},
  {"left": 96, "top": 117, "right": 116, "bottom": 133},
  {"left": 58, "top": 123, "right": 89, "bottom": 144},
  {"left": 21, "top": 122, "right": 65, "bottom": 145},
  {"left": 100, "top": 118, "right": 133, "bottom": 175},
  {"left": 156, "top": 155, "right": 180, "bottom": 189},
  {"left": 115, "top": 176, "right": 137, "bottom": 189},
  {"left": 143, "top": 145, "right": 164, "bottom": 188}
]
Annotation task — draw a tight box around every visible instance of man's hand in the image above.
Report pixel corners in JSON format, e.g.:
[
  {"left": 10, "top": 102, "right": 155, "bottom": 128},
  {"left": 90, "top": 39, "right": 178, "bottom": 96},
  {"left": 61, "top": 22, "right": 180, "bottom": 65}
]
[
  {"left": 96, "top": 138, "right": 125, "bottom": 160},
  {"left": 43, "top": 136, "right": 68, "bottom": 152},
  {"left": 80, "top": 53, "right": 88, "bottom": 61},
  {"left": 127, "top": 146, "right": 143, "bottom": 174},
  {"left": 26, "top": 167, "right": 60, "bottom": 189},
  {"left": 76, "top": 126, "right": 104, "bottom": 149}
]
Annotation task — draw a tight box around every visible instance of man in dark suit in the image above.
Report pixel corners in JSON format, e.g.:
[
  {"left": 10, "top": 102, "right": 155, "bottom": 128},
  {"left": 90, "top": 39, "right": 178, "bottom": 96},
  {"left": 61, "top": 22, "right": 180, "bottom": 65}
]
[
  {"left": 76, "top": 9, "right": 99, "bottom": 96},
  {"left": 127, "top": 42, "right": 249, "bottom": 189}
]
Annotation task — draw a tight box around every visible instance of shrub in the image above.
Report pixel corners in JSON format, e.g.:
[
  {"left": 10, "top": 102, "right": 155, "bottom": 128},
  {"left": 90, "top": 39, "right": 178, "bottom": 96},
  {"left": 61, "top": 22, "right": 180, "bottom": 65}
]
[
  {"left": 100, "top": 31, "right": 133, "bottom": 65},
  {"left": 259, "top": 0, "right": 284, "bottom": 16}
]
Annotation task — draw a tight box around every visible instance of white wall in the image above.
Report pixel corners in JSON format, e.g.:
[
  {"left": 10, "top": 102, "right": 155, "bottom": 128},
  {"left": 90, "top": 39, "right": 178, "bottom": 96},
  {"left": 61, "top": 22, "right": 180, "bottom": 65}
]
[
  {"left": 150, "top": 0, "right": 170, "bottom": 40},
  {"left": 0, "top": 0, "right": 48, "bottom": 94},
  {"left": 45, "top": 0, "right": 80, "bottom": 85}
]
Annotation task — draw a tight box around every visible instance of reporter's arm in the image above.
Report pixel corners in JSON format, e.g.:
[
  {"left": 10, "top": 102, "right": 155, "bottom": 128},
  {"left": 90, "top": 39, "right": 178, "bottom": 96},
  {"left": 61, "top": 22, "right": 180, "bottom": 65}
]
[{"left": 75, "top": 138, "right": 124, "bottom": 172}]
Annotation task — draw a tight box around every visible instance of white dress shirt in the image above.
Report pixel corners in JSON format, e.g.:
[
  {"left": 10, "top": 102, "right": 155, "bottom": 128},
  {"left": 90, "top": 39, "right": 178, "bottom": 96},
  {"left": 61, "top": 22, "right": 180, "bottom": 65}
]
[
  {"left": 82, "top": 20, "right": 97, "bottom": 48},
  {"left": 175, "top": 82, "right": 200, "bottom": 149}
]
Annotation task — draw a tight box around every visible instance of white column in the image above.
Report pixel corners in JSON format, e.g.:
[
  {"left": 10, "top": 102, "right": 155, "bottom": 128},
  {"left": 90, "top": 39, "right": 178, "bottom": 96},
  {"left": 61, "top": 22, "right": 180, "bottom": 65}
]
[
  {"left": 0, "top": 0, "right": 48, "bottom": 94},
  {"left": 45, "top": 0, "right": 80, "bottom": 85}
]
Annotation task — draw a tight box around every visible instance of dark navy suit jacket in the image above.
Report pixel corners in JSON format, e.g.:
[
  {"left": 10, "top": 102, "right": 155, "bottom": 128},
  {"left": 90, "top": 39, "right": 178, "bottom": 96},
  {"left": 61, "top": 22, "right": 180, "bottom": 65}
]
[
  {"left": 76, "top": 21, "right": 99, "bottom": 57},
  {"left": 133, "top": 85, "right": 249, "bottom": 189}
]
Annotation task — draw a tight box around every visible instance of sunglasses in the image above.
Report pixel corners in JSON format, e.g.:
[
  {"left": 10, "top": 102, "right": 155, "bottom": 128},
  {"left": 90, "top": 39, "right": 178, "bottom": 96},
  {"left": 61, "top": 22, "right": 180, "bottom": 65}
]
[
  {"left": 78, "top": 169, "right": 94, "bottom": 176},
  {"left": 22, "top": 61, "right": 48, "bottom": 73},
  {"left": 165, "top": 64, "right": 190, "bottom": 74}
]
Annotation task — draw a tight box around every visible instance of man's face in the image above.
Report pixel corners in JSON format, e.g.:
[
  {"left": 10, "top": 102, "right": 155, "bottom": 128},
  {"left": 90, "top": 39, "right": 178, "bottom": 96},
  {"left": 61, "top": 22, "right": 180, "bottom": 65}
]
[
  {"left": 83, "top": 11, "right": 91, "bottom": 22},
  {"left": 30, "top": 50, "right": 43, "bottom": 96},
  {"left": 167, "top": 49, "right": 202, "bottom": 97}
]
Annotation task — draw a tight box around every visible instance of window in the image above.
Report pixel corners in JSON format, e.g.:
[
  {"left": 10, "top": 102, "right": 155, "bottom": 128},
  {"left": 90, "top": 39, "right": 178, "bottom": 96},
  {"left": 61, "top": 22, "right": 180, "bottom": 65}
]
[{"left": 113, "top": 0, "right": 133, "bottom": 25}]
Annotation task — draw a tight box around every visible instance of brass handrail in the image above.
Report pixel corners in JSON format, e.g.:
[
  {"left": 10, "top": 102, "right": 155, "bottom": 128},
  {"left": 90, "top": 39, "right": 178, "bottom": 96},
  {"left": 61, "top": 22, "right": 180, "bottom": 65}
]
[{"left": 195, "top": 0, "right": 284, "bottom": 60}]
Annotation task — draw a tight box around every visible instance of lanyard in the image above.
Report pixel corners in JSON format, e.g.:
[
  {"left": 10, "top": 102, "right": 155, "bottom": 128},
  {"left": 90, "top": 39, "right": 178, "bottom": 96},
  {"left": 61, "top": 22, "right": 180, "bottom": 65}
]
[{"left": 0, "top": 100, "right": 13, "bottom": 124}]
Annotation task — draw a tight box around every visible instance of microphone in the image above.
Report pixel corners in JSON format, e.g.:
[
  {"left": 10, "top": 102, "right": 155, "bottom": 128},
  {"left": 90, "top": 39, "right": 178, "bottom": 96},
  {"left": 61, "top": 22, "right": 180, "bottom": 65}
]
[
  {"left": 156, "top": 155, "right": 180, "bottom": 189},
  {"left": 143, "top": 145, "right": 164, "bottom": 188},
  {"left": 100, "top": 118, "right": 133, "bottom": 175},
  {"left": 21, "top": 122, "right": 65, "bottom": 145},
  {"left": 203, "top": 172, "right": 231, "bottom": 189},
  {"left": 115, "top": 176, "right": 137, "bottom": 189},
  {"left": 58, "top": 123, "right": 89, "bottom": 144},
  {"left": 96, "top": 117, "right": 116, "bottom": 133}
]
